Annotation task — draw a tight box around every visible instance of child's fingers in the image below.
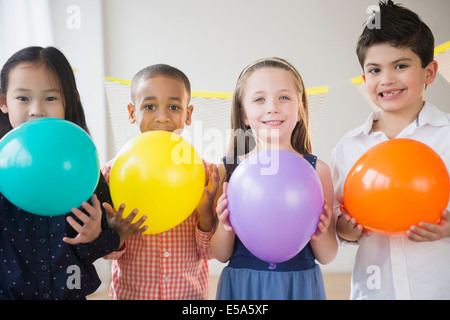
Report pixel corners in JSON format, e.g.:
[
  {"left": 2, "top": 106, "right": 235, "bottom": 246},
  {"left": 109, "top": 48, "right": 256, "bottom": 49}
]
[
  {"left": 91, "top": 194, "right": 100, "bottom": 210},
  {"left": 319, "top": 213, "right": 330, "bottom": 228},
  {"left": 65, "top": 215, "right": 84, "bottom": 235},
  {"left": 322, "top": 202, "right": 332, "bottom": 217},
  {"left": 207, "top": 167, "right": 220, "bottom": 193},
  {"left": 70, "top": 206, "right": 91, "bottom": 225},
  {"left": 211, "top": 165, "right": 219, "bottom": 185},
  {"left": 133, "top": 216, "right": 148, "bottom": 231},
  {"left": 216, "top": 199, "right": 228, "bottom": 215},
  {"left": 216, "top": 192, "right": 227, "bottom": 206},
  {"left": 62, "top": 236, "right": 79, "bottom": 245},
  {"left": 81, "top": 194, "right": 101, "bottom": 220},
  {"left": 102, "top": 202, "right": 116, "bottom": 219},
  {"left": 123, "top": 208, "right": 140, "bottom": 223},
  {"left": 222, "top": 182, "right": 228, "bottom": 194},
  {"left": 219, "top": 209, "right": 233, "bottom": 231},
  {"left": 77, "top": 195, "right": 101, "bottom": 221}
]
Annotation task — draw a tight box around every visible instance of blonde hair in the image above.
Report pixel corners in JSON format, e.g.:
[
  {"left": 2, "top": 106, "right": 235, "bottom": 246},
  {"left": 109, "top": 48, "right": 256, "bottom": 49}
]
[{"left": 224, "top": 57, "right": 312, "bottom": 181}]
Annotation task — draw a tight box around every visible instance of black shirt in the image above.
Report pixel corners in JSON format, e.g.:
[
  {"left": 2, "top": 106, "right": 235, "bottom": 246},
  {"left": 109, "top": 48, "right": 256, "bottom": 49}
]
[{"left": 0, "top": 173, "right": 120, "bottom": 299}]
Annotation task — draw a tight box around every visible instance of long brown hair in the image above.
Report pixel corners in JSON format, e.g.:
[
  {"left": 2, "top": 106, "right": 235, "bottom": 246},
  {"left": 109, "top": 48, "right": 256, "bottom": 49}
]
[{"left": 224, "top": 57, "right": 312, "bottom": 181}]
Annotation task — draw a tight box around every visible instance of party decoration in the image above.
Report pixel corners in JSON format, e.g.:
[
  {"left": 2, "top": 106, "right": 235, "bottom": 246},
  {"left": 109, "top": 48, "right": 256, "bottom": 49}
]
[
  {"left": 0, "top": 118, "right": 100, "bottom": 216},
  {"left": 109, "top": 131, "right": 205, "bottom": 234},
  {"left": 343, "top": 139, "right": 450, "bottom": 234},
  {"left": 227, "top": 150, "right": 323, "bottom": 264}
]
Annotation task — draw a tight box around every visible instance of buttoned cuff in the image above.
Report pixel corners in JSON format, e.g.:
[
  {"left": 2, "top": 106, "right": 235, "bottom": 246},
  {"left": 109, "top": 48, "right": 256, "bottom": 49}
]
[{"left": 195, "top": 222, "right": 215, "bottom": 260}]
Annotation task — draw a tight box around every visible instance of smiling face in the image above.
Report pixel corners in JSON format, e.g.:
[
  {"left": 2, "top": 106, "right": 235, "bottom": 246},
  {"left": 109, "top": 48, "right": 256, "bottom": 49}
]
[
  {"left": 240, "top": 67, "right": 300, "bottom": 150},
  {"left": 362, "top": 43, "right": 437, "bottom": 115},
  {"left": 128, "top": 76, "right": 193, "bottom": 134},
  {"left": 0, "top": 62, "right": 65, "bottom": 128}
]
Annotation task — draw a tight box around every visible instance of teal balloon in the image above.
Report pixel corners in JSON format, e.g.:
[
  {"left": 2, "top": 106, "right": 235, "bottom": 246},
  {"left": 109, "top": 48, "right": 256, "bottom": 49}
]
[{"left": 0, "top": 118, "right": 100, "bottom": 216}]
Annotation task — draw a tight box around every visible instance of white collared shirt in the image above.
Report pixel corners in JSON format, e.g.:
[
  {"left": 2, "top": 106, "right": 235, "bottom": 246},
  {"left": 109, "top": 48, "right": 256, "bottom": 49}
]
[{"left": 331, "top": 102, "right": 450, "bottom": 300}]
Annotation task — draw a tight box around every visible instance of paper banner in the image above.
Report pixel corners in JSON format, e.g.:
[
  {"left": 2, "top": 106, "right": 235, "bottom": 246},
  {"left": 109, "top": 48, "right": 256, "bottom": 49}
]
[{"left": 104, "top": 77, "right": 328, "bottom": 162}]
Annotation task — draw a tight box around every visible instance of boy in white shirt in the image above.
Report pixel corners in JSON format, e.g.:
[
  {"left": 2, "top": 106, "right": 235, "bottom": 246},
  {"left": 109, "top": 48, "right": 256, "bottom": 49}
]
[{"left": 332, "top": 0, "right": 450, "bottom": 299}]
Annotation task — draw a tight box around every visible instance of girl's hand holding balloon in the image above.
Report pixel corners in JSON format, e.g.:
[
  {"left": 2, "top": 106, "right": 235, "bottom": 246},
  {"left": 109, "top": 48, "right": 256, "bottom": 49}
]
[
  {"left": 406, "top": 209, "right": 450, "bottom": 242},
  {"left": 103, "top": 202, "right": 148, "bottom": 250},
  {"left": 211, "top": 182, "right": 236, "bottom": 263},
  {"left": 311, "top": 201, "right": 333, "bottom": 241},
  {"left": 63, "top": 194, "right": 103, "bottom": 245},
  {"left": 216, "top": 182, "right": 233, "bottom": 233}
]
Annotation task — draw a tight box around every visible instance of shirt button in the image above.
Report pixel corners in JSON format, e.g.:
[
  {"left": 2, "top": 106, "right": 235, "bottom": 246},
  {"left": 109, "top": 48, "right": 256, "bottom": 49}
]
[
  {"left": 41, "top": 265, "right": 47, "bottom": 271},
  {"left": 163, "top": 276, "right": 169, "bottom": 282},
  {"left": 39, "top": 238, "right": 46, "bottom": 244},
  {"left": 163, "top": 251, "right": 170, "bottom": 258}
]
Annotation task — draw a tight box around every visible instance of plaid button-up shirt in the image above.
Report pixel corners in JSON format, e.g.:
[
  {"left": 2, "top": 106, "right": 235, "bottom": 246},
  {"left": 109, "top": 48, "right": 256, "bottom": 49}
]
[{"left": 102, "top": 159, "right": 214, "bottom": 300}]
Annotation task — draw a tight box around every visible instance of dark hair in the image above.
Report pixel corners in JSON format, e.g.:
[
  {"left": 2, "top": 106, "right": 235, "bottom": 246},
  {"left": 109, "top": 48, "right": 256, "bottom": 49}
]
[
  {"left": 0, "top": 46, "right": 89, "bottom": 138},
  {"left": 356, "top": 0, "right": 435, "bottom": 69},
  {"left": 131, "top": 63, "right": 191, "bottom": 103}
]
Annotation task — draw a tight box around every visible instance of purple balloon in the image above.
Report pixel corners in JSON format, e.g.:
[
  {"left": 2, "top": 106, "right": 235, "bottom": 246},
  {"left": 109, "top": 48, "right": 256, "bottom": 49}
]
[{"left": 227, "top": 150, "right": 323, "bottom": 263}]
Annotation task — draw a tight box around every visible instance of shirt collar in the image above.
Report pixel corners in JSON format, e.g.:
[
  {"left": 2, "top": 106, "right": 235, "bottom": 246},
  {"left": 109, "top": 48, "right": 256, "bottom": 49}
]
[
  {"left": 352, "top": 101, "right": 449, "bottom": 137},
  {"left": 417, "top": 101, "right": 450, "bottom": 127}
]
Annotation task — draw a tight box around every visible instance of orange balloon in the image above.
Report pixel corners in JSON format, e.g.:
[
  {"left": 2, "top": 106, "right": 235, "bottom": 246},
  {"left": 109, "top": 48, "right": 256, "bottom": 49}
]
[{"left": 343, "top": 139, "right": 450, "bottom": 234}]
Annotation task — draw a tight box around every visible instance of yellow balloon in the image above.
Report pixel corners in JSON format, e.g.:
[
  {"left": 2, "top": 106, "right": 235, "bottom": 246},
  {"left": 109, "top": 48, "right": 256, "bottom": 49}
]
[{"left": 109, "top": 131, "right": 205, "bottom": 234}]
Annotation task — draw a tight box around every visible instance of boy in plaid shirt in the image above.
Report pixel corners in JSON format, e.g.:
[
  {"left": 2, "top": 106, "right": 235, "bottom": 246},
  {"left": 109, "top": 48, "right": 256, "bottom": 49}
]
[{"left": 102, "top": 64, "right": 219, "bottom": 299}]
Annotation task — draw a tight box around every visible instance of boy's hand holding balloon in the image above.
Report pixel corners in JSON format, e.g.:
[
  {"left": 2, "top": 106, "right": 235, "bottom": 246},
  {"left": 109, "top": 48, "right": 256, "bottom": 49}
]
[
  {"left": 103, "top": 202, "right": 148, "bottom": 250},
  {"left": 197, "top": 164, "right": 220, "bottom": 232},
  {"left": 406, "top": 209, "right": 450, "bottom": 242}
]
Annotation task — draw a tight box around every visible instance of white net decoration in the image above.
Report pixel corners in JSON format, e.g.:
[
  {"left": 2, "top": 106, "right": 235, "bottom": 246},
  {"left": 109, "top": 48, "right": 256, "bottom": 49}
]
[{"left": 104, "top": 78, "right": 327, "bottom": 164}]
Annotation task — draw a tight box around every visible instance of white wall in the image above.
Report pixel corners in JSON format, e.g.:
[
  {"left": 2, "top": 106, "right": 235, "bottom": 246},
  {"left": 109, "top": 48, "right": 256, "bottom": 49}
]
[
  {"left": 100, "top": 0, "right": 450, "bottom": 274},
  {"left": 49, "top": 0, "right": 108, "bottom": 164}
]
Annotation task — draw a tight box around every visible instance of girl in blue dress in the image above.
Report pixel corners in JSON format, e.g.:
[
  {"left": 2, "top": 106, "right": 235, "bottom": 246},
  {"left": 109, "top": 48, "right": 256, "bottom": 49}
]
[{"left": 211, "top": 58, "right": 337, "bottom": 300}]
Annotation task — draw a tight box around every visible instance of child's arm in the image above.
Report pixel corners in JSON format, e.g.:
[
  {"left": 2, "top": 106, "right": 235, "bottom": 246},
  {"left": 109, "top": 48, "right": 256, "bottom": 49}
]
[
  {"left": 210, "top": 165, "right": 236, "bottom": 263},
  {"left": 309, "top": 159, "right": 338, "bottom": 265}
]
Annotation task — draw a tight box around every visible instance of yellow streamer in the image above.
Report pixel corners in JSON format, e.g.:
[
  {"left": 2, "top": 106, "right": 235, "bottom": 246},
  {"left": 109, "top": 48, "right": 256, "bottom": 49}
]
[
  {"left": 104, "top": 77, "right": 328, "bottom": 100},
  {"left": 435, "top": 41, "right": 450, "bottom": 55}
]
